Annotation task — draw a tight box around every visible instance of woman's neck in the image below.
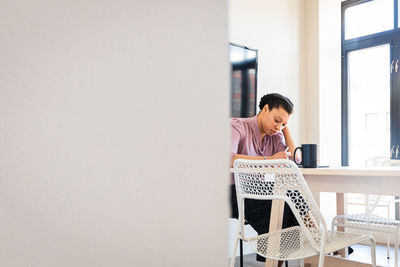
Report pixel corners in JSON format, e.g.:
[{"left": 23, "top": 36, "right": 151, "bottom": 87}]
[{"left": 256, "top": 113, "right": 266, "bottom": 140}]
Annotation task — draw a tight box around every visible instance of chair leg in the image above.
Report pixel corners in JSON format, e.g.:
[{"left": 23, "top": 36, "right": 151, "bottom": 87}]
[
  {"left": 370, "top": 237, "right": 376, "bottom": 267},
  {"left": 300, "top": 258, "right": 304, "bottom": 267},
  {"left": 240, "top": 239, "right": 243, "bottom": 267},
  {"left": 395, "top": 228, "right": 399, "bottom": 267},
  {"left": 230, "top": 237, "right": 239, "bottom": 267},
  {"left": 285, "top": 260, "right": 288, "bottom": 267},
  {"left": 387, "top": 233, "right": 391, "bottom": 259},
  {"left": 317, "top": 253, "right": 325, "bottom": 267}
]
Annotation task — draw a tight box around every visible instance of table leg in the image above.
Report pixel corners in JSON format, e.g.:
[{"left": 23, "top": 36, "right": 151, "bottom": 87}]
[
  {"left": 336, "top": 192, "right": 345, "bottom": 216},
  {"left": 312, "top": 191, "right": 320, "bottom": 208},
  {"left": 265, "top": 199, "right": 285, "bottom": 267},
  {"left": 336, "top": 193, "right": 346, "bottom": 258}
]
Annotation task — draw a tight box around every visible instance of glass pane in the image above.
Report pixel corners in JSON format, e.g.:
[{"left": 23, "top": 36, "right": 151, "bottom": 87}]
[
  {"left": 231, "top": 70, "right": 242, "bottom": 117},
  {"left": 345, "top": 0, "right": 393, "bottom": 39},
  {"left": 230, "top": 45, "right": 257, "bottom": 117},
  {"left": 248, "top": 68, "right": 256, "bottom": 116},
  {"left": 348, "top": 44, "right": 390, "bottom": 167}
]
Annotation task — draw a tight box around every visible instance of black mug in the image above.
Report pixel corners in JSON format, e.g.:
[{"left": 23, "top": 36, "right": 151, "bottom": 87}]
[{"left": 293, "top": 144, "right": 317, "bottom": 168}]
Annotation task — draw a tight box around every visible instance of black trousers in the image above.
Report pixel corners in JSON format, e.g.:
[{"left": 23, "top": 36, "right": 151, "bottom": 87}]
[
  {"left": 230, "top": 184, "right": 299, "bottom": 232},
  {"left": 230, "top": 184, "right": 299, "bottom": 261}
]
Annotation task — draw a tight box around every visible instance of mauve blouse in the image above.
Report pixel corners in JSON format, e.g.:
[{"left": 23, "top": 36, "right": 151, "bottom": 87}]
[
  {"left": 231, "top": 116, "right": 286, "bottom": 184},
  {"left": 231, "top": 116, "right": 286, "bottom": 159}
]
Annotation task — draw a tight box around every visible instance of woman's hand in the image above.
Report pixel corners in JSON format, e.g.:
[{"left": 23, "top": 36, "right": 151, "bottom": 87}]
[
  {"left": 282, "top": 126, "right": 296, "bottom": 160},
  {"left": 270, "top": 151, "right": 290, "bottom": 159}
]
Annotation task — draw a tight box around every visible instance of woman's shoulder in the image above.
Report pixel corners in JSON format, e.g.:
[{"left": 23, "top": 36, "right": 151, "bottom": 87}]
[
  {"left": 230, "top": 117, "right": 254, "bottom": 132},
  {"left": 230, "top": 116, "right": 255, "bottom": 126}
]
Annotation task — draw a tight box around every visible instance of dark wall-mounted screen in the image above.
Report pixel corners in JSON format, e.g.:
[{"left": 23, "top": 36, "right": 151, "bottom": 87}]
[{"left": 230, "top": 43, "right": 258, "bottom": 118}]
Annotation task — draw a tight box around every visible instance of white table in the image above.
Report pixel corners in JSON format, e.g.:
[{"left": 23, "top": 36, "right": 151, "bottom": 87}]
[
  {"left": 301, "top": 166, "right": 400, "bottom": 197},
  {"left": 301, "top": 166, "right": 400, "bottom": 267},
  {"left": 301, "top": 166, "right": 400, "bottom": 221}
]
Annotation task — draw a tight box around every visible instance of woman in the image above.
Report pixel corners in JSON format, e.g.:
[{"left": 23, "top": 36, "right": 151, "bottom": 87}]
[{"left": 230, "top": 93, "right": 298, "bottom": 264}]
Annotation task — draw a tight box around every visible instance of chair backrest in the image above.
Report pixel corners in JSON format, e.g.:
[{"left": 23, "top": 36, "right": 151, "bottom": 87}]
[
  {"left": 365, "top": 156, "right": 390, "bottom": 167},
  {"left": 233, "top": 159, "right": 327, "bottom": 250}
]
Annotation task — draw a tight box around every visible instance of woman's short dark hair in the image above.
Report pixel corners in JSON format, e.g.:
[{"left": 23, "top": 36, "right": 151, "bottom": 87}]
[{"left": 259, "top": 93, "right": 294, "bottom": 114}]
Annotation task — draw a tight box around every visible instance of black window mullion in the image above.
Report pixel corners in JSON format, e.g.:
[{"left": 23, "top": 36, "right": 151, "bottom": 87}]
[
  {"left": 394, "top": 3, "right": 400, "bottom": 160},
  {"left": 392, "top": 38, "right": 400, "bottom": 159},
  {"left": 341, "top": 49, "right": 349, "bottom": 166},
  {"left": 395, "top": 0, "right": 398, "bottom": 29},
  {"left": 344, "top": 30, "right": 400, "bottom": 50},
  {"left": 390, "top": 40, "right": 395, "bottom": 159}
]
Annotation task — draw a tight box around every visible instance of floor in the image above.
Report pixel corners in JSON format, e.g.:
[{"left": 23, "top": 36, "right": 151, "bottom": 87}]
[
  {"left": 232, "top": 254, "right": 300, "bottom": 267},
  {"left": 232, "top": 244, "right": 400, "bottom": 267}
]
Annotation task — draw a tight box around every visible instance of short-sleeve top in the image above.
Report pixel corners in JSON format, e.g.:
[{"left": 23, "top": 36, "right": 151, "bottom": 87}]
[{"left": 231, "top": 116, "right": 286, "bottom": 160}]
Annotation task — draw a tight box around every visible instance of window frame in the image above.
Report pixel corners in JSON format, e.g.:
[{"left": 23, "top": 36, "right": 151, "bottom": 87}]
[{"left": 341, "top": 0, "right": 400, "bottom": 165}]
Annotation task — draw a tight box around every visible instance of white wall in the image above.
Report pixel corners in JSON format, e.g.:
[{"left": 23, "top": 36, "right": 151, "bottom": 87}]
[
  {"left": 0, "top": 1, "right": 228, "bottom": 266},
  {"left": 229, "top": 0, "right": 342, "bottom": 165},
  {"left": 229, "top": 0, "right": 306, "bottom": 144},
  {"left": 303, "top": 0, "right": 342, "bottom": 165},
  {"left": 304, "top": 0, "right": 320, "bottom": 147},
  {"left": 318, "top": 0, "right": 343, "bottom": 166},
  {"left": 302, "top": 0, "right": 343, "bottom": 166}
]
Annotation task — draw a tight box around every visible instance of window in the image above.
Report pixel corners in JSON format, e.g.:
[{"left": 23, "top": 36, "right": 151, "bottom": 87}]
[
  {"left": 347, "top": 44, "right": 390, "bottom": 166},
  {"left": 342, "top": 0, "right": 400, "bottom": 222},
  {"left": 344, "top": 0, "right": 393, "bottom": 39},
  {"left": 230, "top": 43, "right": 258, "bottom": 118},
  {"left": 342, "top": 0, "right": 400, "bottom": 166}
]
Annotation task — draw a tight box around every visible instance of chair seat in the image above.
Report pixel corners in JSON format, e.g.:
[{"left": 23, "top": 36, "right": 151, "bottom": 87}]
[
  {"left": 244, "top": 226, "right": 371, "bottom": 261},
  {"left": 333, "top": 213, "right": 400, "bottom": 233}
]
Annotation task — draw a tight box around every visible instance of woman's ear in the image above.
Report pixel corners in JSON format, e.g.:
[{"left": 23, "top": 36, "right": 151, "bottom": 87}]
[{"left": 264, "top": 104, "right": 269, "bottom": 112}]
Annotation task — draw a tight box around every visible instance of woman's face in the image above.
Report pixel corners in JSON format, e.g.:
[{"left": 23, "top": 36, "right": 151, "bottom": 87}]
[{"left": 259, "top": 105, "right": 290, "bottom": 135}]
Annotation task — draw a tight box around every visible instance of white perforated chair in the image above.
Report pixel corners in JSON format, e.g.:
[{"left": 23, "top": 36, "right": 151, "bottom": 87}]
[
  {"left": 331, "top": 157, "right": 400, "bottom": 267},
  {"left": 230, "top": 159, "right": 376, "bottom": 267},
  {"left": 332, "top": 198, "right": 400, "bottom": 267}
]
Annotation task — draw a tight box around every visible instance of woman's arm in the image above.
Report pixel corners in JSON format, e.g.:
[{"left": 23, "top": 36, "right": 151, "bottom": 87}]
[
  {"left": 231, "top": 151, "right": 289, "bottom": 167},
  {"left": 282, "top": 126, "right": 296, "bottom": 161},
  {"left": 231, "top": 154, "right": 264, "bottom": 167}
]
